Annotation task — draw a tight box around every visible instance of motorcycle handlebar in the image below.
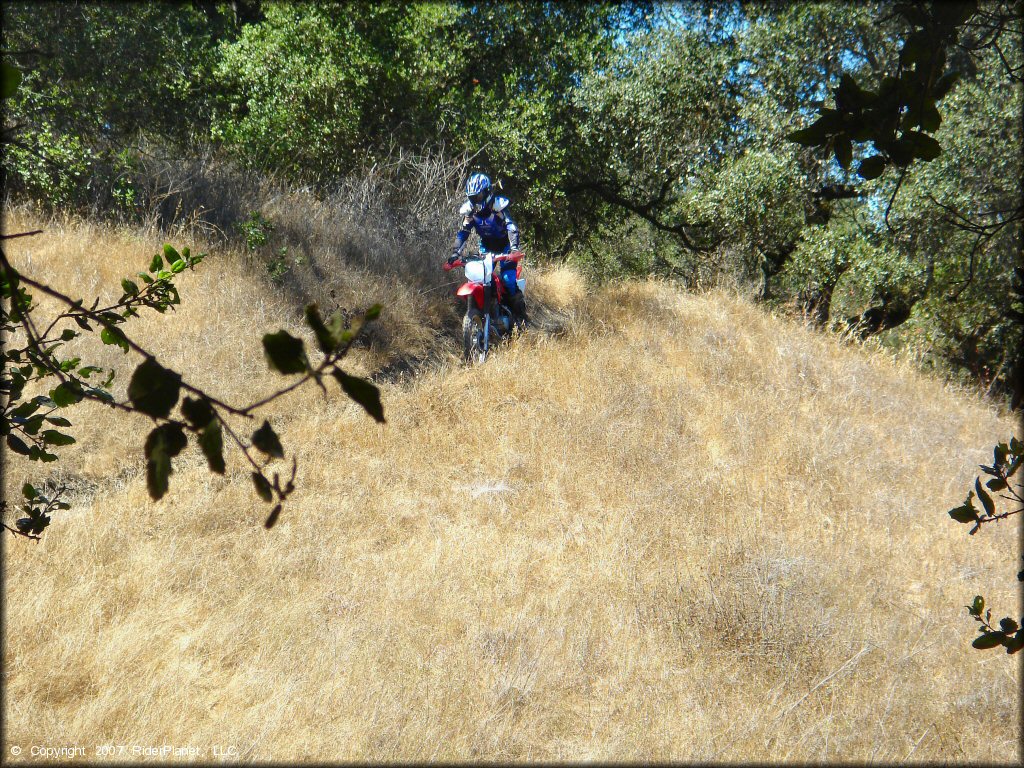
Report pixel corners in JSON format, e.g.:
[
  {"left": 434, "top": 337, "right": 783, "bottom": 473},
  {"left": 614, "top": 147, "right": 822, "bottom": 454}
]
[{"left": 443, "top": 250, "right": 523, "bottom": 271}]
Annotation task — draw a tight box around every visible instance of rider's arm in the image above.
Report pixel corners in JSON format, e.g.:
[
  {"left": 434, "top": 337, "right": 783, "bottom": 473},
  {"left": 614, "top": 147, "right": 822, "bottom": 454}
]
[
  {"left": 452, "top": 202, "right": 475, "bottom": 257},
  {"left": 502, "top": 211, "right": 520, "bottom": 251},
  {"left": 453, "top": 225, "right": 472, "bottom": 256}
]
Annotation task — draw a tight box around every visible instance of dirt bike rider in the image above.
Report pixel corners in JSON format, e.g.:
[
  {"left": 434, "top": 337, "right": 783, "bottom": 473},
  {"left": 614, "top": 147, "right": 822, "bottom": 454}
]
[{"left": 446, "top": 172, "right": 527, "bottom": 327}]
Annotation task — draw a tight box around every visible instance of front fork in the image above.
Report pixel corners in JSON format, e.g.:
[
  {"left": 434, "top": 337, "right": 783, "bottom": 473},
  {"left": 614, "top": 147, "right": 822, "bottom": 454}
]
[
  {"left": 483, "top": 283, "right": 495, "bottom": 353},
  {"left": 472, "top": 281, "right": 509, "bottom": 355}
]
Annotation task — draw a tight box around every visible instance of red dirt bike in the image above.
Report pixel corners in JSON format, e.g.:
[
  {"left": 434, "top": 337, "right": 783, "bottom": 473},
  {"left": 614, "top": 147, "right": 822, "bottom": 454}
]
[{"left": 444, "top": 250, "right": 527, "bottom": 363}]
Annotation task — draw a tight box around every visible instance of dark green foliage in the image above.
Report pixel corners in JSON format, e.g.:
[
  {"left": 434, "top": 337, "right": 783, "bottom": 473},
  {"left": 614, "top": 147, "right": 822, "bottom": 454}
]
[
  {"left": 252, "top": 421, "right": 284, "bottom": 459},
  {"left": 331, "top": 370, "right": 385, "bottom": 424},
  {"left": 1, "top": 60, "right": 22, "bottom": 98},
  {"left": 262, "top": 330, "right": 309, "bottom": 375},
  {"left": 127, "top": 359, "right": 182, "bottom": 419},
  {"left": 786, "top": 2, "right": 978, "bottom": 174},
  {"left": 181, "top": 397, "right": 216, "bottom": 429},
  {"left": 2, "top": 236, "right": 384, "bottom": 538},
  {"left": 304, "top": 304, "right": 344, "bottom": 355},
  {"left": 251, "top": 472, "right": 273, "bottom": 503},
  {"left": 198, "top": 422, "right": 226, "bottom": 475},
  {"left": 2, "top": 2, "right": 226, "bottom": 209},
  {"left": 144, "top": 424, "right": 188, "bottom": 500},
  {"left": 948, "top": 443, "right": 1024, "bottom": 654},
  {"left": 237, "top": 211, "right": 275, "bottom": 252},
  {"left": 947, "top": 440, "right": 1023, "bottom": 534},
  {"left": 966, "top": 583, "right": 1024, "bottom": 654},
  {"left": 100, "top": 326, "right": 130, "bottom": 353},
  {"left": 7, "top": 480, "right": 70, "bottom": 538},
  {"left": 264, "top": 504, "right": 283, "bottom": 529},
  {"left": 50, "top": 382, "right": 84, "bottom": 408}
]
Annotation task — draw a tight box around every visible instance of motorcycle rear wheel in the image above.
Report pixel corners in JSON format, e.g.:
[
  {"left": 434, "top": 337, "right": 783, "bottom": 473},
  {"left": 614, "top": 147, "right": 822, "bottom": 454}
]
[{"left": 463, "top": 305, "right": 487, "bottom": 364}]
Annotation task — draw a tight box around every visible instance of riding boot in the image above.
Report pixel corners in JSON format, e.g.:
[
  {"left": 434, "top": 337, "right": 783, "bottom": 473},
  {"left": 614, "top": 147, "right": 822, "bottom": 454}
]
[{"left": 510, "top": 292, "right": 528, "bottom": 330}]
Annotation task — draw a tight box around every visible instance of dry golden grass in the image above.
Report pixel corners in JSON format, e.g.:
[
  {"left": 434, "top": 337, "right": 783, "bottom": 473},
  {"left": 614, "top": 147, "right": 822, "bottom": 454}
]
[{"left": 3, "top": 212, "right": 1020, "bottom": 762}]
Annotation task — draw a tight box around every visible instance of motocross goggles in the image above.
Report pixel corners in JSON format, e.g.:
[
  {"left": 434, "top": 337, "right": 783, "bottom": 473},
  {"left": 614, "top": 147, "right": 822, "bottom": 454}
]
[{"left": 468, "top": 190, "right": 489, "bottom": 207}]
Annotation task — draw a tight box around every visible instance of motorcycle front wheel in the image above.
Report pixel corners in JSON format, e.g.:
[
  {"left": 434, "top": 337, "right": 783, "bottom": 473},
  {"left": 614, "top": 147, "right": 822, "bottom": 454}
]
[{"left": 463, "top": 305, "right": 488, "bottom": 364}]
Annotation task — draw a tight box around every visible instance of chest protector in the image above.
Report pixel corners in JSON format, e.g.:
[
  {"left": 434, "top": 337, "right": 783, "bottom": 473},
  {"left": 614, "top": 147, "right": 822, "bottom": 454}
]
[{"left": 460, "top": 196, "right": 512, "bottom": 252}]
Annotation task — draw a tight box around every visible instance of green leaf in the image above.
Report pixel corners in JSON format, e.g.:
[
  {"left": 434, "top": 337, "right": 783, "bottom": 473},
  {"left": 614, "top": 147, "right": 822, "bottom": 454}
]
[
  {"left": 986, "top": 477, "right": 1007, "bottom": 492},
  {"left": 994, "top": 443, "right": 1009, "bottom": 468},
  {"left": 10, "top": 399, "right": 41, "bottom": 418},
  {"left": 972, "top": 631, "right": 1006, "bottom": 650},
  {"left": 999, "top": 618, "right": 1019, "bottom": 633},
  {"left": 885, "top": 137, "right": 915, "bottom": 167},
  {"left": 903, "top": 130, "right": 942, "bottom": 161},
  {"left": 262, "top": 330, "right": 308, "bottom": 375},
  {"left": 304, "top": 304, "right": 336, "bottom": 353},
  {"left": 198, "top": 421, "right": 226, "bottom": 474},
  {"left": 251, "top": 472, "right": 273, "bottom": 502},
  {"left": 50, "top": 381, "right": 85, "bottom": 407},
  {"left": 170, "top": 260, "right": 186, "bottom": 274},
  {"left": 149, "top": 253, "right": 163, "bottom": 273},
  {"left": 948, "top": 502, "right": 978, "bottom": 524},
  {"left": 163, "top": 244, "right": 180, "bottom": 263},
  {"left": 45, "top": 416, "right": 72, "bottom": 427},
  {"left": 1006, "top": 631, "right": 1024, "bottom": 654},
  {"left": 100, "top": 326, "right": 130, "bottom": 353},
  {"left": 363, "top": 304, "right": 382, "bottom": 322},
  {"left": 144, "top": 424, "right": 187, "bottom": 500},
  {"left": 42, "top": 430, "right": 76, "bottom": 446},
  {"left": 252, "top": 420, "right": 284, "bottom": 459},
  {"left": 1, "top": 61, "right": 22, "bottom": 99},
  {"left": 22, "top": 482, "right": 37, "bottom": 500},
  {"left": 332, "top": 369, "right": 385, "bottom": 423},
  {"left": 834, "top": 137, "right": 852, "bottom": 170},
  {"left": 121, "top": 278, "right": 140, "bottom": 296},
  {"left": 60, "top": 329, "right": 77, "bottom": 341},
  {"left": 264, "top": 504, "right": 283, "bottom": 529},
  {"left": 835, "top": 73, "right": 866, "bottom": 111},
  {"left": 787, "top": 123, "right": 829, "bottom": 147},
  {"left": 35, "top": 448, "right": 59, "bottom": 463},
  {"left": 127, "top": 358, "right": 182, "bottom": 419},
  {"left": 975, "top": 477, "right": 995, "bottom": 517},
  {"left": 971, "top": 595, "right": 985, "bottom": 616},
  {"left": 1007, "top": 455, "right": 1023, "bottom": 479},
  {"left": 857, "top": 155, "right": 887, "bottom": 180},
  {"left": 180, "top": 396, "right": 215, "bottom": 429},
  {"left": 918, "top": 99, "right": 942, "bottom": 132},
  {"left": 900, "top": 30, "right": 929, "bottom": 66}
]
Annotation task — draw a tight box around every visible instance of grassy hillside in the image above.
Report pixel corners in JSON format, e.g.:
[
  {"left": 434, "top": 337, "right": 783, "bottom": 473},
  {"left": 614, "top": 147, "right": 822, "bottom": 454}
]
[{"left": 3, "top": 213, "right": 1019, "bottom": 762}]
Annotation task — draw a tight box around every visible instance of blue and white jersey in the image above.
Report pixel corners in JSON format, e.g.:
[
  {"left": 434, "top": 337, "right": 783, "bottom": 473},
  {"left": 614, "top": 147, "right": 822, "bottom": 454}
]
[{"left": 454, "top": 195, "right": 520, "bottom": 256}]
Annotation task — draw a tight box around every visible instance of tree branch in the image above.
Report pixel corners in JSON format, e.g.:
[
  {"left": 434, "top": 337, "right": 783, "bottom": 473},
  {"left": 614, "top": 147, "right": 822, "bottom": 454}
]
[
  {"left": 0, "top": 230, "right": 45, "bottom": 241},
  {"left": 565, "top": 180, "right": 710, "bottom": 251}
]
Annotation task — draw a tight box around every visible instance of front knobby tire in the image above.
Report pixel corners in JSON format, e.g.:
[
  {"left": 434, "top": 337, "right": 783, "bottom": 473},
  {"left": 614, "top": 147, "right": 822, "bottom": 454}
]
[{"left": 463, "top": 305, "right": 487, "bottom": 364}]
